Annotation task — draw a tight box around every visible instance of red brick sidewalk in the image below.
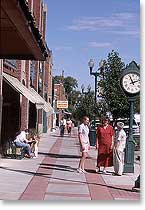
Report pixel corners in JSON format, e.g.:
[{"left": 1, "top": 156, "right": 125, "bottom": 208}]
[
  {"left": 19, "top": 137, "right": 63, "bottom": 200},
  {"left": 19, "top": 129, "right": 140, "bottom": 200},
  {"left": 85, "top": 155, "right": 140, "bottom": 200}
]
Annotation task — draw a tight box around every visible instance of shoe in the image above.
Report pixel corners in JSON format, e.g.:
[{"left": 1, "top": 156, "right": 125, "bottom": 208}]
[
  {"left": 24, "top": 154, "right": 31, "bottom": 158},
  {"left": 81, "top": 169, "right": 87, "bottom": 174},
  {"left": 112, "top": 172, "right": 121, "bottom": 176},
  {"left": 77, "top": 168, "right": 87, "bottom": 173},
  {"left": 95, "top": 168, "right": 101, "bottom": 173},
  {"left": 77, "top": 168, "right": 83, "bottom": 173},
  {"left": 102, "top": 170, "right": 107, "bottom": 174}
]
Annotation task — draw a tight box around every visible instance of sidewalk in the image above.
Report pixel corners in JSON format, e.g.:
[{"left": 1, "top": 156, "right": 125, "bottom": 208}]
[{"left": 0, "top": 127, "right": 140, "bottom": 200}]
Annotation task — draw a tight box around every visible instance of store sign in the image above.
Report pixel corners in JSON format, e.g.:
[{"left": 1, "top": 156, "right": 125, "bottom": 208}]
[{"left": 57, "top": 100, "right": 68, "bottom": 109}]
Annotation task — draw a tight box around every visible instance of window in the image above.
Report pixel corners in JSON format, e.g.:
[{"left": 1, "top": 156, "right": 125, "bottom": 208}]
[{"left": 30, "top": 61, "right": 35, "bottom": 86}]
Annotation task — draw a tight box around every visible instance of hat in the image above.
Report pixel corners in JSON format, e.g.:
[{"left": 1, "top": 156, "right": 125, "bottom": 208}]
[{"left": 117, "top": 122, "right": 124, "bottom": 128}]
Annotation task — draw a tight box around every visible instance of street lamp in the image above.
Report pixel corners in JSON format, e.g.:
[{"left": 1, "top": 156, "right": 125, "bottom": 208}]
[
  {"left": 88, "top": 59, "right": 104, "bottom": 104},
  {"left": 88, "top": 59, "right": 104, "bottom": 145}
]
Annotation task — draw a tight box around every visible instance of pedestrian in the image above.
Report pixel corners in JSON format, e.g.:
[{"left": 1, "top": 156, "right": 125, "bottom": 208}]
[
  {"left": 113, "top": 122, "right": 127, "bottom": 176},
  {"left": 66, "top": 118, "right": 73, "bottom": 136},
  {"left": 14, "top": 129, "right": 33, "bottom": 158},
  {"left": 96, "top": 117, "right": 114, "bottom": 174},
  {"left": 77, "top": 116, "right": 90, "bottom": 173},
  {"left": 59, "top": 117, "right": 66, "bottom": 136}
]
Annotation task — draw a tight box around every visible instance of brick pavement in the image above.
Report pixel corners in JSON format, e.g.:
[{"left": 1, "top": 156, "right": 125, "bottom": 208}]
[{"left": 0, "top": 127, "right": 140, "bottom": 201}]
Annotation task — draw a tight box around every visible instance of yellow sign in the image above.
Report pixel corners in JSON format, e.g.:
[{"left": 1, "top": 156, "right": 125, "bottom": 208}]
[{"left": 57, "top": 100, "right": 68, "bottom": 109}]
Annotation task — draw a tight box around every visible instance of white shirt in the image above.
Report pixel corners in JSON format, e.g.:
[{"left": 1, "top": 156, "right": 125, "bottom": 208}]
[
  {"left": 115, "top": 129, "right": 127, "bottom": 152},
  {"left": 60, "top": 119, "right": 66, "bottom": 126},
  {"left": 78, "top": 123, "right": 89, "bottom": 144},
  {"left": 14, "top": 131, "right": 28, "bottom": 143}
]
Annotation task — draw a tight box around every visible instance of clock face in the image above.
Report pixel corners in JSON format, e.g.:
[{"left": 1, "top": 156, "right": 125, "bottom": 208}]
[{"left": 122, "top": 73, "right": 140, "bottom": 94}]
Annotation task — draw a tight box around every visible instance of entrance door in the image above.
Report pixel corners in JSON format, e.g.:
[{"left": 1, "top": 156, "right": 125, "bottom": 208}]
[{"left": 28, "top": 102, "right": 37, "bottom": 129}]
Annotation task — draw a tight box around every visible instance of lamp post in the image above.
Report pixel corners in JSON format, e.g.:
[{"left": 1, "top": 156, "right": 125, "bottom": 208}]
[
  {"left": 88, "top": 59, "right": 104, "bottom": 107},
  {"left": 88, "top": 59, "right": 103, "bottom": 145}
]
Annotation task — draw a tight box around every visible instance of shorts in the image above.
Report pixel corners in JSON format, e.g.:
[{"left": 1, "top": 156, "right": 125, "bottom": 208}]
[{"left": 80, "top": 143, "right": 89, "bottom": 153}]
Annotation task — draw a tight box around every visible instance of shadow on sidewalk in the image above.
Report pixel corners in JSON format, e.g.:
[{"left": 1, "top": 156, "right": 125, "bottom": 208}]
[
  {"left": 0, "top": 166, "right": 51, "bottom": 177},
  {"left": 40, "top": 164, "right": 76, "bottom": 172},
  {"left": 39, "top": 152, "right": 81, "bottom": 159},
  {"left": 0, "top": 166, "right": 139, "bottom": 193},
  {"left": 50, "top": 133, "right": 78, "bottom": 138},
  {"left": 40, "top": 163, "right": 76, "bottom": 172}
]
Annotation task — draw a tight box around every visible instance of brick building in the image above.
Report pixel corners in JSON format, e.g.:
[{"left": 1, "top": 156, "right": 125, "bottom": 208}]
[
  {"left": 54, "top": 83, "right": 68, "bottom": 126},
  {"left": 0, "top": 0, "right": 53, "bottom": 155}
]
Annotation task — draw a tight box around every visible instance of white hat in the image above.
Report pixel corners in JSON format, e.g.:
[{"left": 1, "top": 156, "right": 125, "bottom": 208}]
[{"left": 117, "top": 122, "right": 124, "bottom": 128}]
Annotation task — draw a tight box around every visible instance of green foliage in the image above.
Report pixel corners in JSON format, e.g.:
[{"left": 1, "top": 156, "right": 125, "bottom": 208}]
[
  {"left": 63, "top": 76, "right": 78, "bottom": 95},
  {"left": 72, "top": 86, "right": 95, "bottom": 121},
  {"left": 53, "top": 75, "right": 78, "bottom": 107},
  {"left": 53, "top": 75, "right": 78, "bottom": 95},
  {"left": 53, "top": 51, "right": 140, "bottom": 122},
  {"left": 99, "top": 50, "right": 130, "bottom": 119}
]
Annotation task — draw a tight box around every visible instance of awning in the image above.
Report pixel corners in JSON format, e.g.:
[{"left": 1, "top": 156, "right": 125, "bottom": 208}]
[
  {"left": 2, "top": 72, "right": 54, "bottom": 114},
  {"left": 3, "top": 72, "right": 38, "bottom": 104},
  {"left": 30, "top": 88, "right": 53, "bottom": 114},
  {"left": 0, "top": 0, "right": 48, "bottom": 60}
]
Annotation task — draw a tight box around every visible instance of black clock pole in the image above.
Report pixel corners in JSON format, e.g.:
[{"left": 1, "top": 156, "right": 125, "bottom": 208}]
[{"left": 123, "top": 97, "right": 135, "bottom": 173}]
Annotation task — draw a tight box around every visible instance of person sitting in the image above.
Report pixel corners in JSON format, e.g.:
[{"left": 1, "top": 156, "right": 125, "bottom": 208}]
[{"left": 13, "top": 129, "right": 33, "bottom": 158}]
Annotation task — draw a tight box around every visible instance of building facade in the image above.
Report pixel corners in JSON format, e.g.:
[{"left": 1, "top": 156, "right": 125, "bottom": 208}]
[
  {"left": 0, "top": 0, "right": 53, "bottom": 156},
  {"left": 54, "top": 83, "right": 68, "bottom": 126}
]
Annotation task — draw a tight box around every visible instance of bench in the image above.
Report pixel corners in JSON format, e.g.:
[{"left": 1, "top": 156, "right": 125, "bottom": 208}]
[{"left": 7, "top": 139, "right": 25, "bottom": 159}]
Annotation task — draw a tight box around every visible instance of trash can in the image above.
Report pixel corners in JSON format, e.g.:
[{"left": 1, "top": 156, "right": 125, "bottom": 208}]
[{"left": 89, "top": 129, "right": 96, "bottom": 146}]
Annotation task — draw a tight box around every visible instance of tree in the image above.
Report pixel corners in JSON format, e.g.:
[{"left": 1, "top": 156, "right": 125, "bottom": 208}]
[
  {"left": 53, "top": 75, "right": 78, "bottom": 94},
  {"left": 53, "top": 75, "right": 79, "bottom": 115},
  {"left": 99, "top": 50, "right": 130, "bottom": 120},
  {"left": 63, "top": 76, "right": 78, "bottom": 95},
  {"left": 72, "top": 85, "right": 95, "bottom": 121}
]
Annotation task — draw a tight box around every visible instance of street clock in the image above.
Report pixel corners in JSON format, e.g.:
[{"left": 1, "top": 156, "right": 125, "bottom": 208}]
[
  {"left": 120, "top": 60, "right": 140, "bottom": 173},
  {"left": 120, "top": 61, "right": 140, "bottom": 97}
]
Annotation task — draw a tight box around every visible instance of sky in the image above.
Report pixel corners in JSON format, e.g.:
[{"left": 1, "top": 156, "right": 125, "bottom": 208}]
[{"left": 44, "top": 0, "right": 140, "bottom": 91}]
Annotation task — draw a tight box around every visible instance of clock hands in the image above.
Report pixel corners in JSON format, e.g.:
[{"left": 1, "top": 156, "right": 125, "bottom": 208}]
[
  {"left": 129, "top": 75, "right": 134, "bottom": 84},
  {"left": 129, "top": 75, "right": 139, "bottom": 85}
]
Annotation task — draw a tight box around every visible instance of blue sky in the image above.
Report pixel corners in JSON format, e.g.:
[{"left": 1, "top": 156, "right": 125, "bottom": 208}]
[{"left": 44, "top": 0, "right": 140, "bottom": 90}]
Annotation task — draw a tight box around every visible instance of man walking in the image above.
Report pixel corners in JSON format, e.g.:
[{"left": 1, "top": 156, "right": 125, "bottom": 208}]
[{"left": 77, "top": 116, "right": 90, "bottom": 173}]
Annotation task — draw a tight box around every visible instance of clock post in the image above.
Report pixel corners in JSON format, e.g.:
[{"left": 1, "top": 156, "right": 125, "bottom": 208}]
[
  {"left": 124, "top": 96, "right": 135, "bottom": 173},
  {"left": 120, "top": 61, "right": 140, "bottom": 173}
]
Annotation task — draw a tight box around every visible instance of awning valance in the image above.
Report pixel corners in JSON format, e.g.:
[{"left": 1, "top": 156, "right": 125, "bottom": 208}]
[
  {"left": 2, "top": 72, "right": 54, "bottom": 114},
  {"left": 3, "top": 72, "right": 38, "bottom": 104},
  {"left": 30, "top": 88, "right": 53, "bottom": 114}
]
